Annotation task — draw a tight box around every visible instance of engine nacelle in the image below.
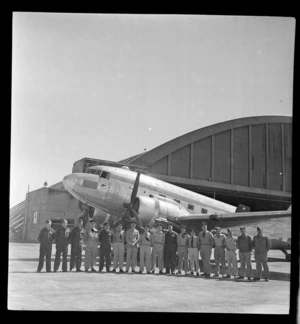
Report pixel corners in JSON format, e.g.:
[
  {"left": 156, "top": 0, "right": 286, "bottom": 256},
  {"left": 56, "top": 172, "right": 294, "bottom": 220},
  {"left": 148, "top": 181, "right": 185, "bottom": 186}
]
[{"left": 132, "top": 196, "right": 188, "bottom": 226}]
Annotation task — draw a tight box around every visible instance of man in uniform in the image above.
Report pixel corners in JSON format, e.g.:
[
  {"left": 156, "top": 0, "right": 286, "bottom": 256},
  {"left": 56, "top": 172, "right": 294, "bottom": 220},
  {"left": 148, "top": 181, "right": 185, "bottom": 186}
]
[
  {"left": 54, "top": 218, "right": 71, "bottom": 272},
  {"left": 225, "top": 228, "right": 238, "bottom": 279},
  {"left": 188, "top": 229, "right": 200, "bottom": 276},
  {"left": 199, "top": 222, "right": 214, "bottom": 278},
  {"left": 213, "top": 227, "right": 227, "bottom": 278},
  {"left": 138, "top": 225, "right": 152, "bottom": 274},
  {"left": 236, "top": 227, "right": 253, "bottom": 280},
  {"left": 84, "top": 218, "right": 98, "bottom": 272},
  {"left": 151, "top": 224, "right": 165, "bottom": 274},
  {"left": 37, "top": 219, "right": 55, "bottom": 272},
  {"left": 177, "top": 225, "right": 190, "bottom": 275},
  {"left": 125, "top": 220, "right": 140, "bottom": 273},
  {"left": 69, "top": 219, "right": 85, "bottom": 272},
  {"left": 111, "top": 222, "right": 126, "bottom": 273},
  {"left": 253, "top": 226, "right": 270, "bottom": 281},
  {"left": 98, "top": 222, "right": 112, "bottom": 272},
  {"left": 164, "top": 223, "right": 178, "bottom": 275}
]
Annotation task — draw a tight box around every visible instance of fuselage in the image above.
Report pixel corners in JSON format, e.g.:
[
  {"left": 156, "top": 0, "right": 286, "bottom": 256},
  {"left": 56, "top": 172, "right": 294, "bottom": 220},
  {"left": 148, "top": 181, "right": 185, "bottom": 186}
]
[{"left": 63, "top": 165, "right": 236, "bottom": 224}]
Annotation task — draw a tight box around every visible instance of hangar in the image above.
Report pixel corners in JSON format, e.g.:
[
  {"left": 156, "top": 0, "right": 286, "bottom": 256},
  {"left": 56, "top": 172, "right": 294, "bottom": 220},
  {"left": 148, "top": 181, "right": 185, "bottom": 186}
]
[{"left": 9, "top": 115, "right": 292, "bottom": 242}]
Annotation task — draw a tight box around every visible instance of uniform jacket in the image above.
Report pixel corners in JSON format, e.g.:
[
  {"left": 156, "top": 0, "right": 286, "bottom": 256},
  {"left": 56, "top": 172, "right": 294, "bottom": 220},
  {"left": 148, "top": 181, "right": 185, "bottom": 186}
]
[
  {"left": 237, "top": 234, "right": 253, "bottom": 253},
  {"left": 199, "top": 231, "right": 214, "bottom": 246},
  {"left": 55, "top": 225, "right": 71, "bottom": 246},
  {"left": 188, "top": 235, "right": 200, "bottom": 249},
  {"left": 177, "top": 233, "right": 190, "bottom": 247},
  {"left": 151, "top": 231, "right": 165, "bottom": 245},
  {"left": 70, "top": 226, "right": 85, "bottom": 245},
  {"left": 38, "top": 227, "right": 55, "bottom": 246},
  {"left": 138, "top": 231, "right": 152, "bottom": 246},
  {"left": 126, "top": 228, "right": 140, "bottom": 247},
  {"left": 112, "top": 228, "right": 126, "bottom": 244},
  {"left": 98, "top": 229, "right": 112, "bottom": 245},
  {"left": 253, "top": 234, "right": 270, "bottom": 253},
  {"left": 213, "top": 234, "right": 226, "bottom": 248},
  {"left": 84, "top": 227, "right": 99, "bottom": 244},
  {"left": 164, "top": 231, "right": 178, "bottom": 248}
]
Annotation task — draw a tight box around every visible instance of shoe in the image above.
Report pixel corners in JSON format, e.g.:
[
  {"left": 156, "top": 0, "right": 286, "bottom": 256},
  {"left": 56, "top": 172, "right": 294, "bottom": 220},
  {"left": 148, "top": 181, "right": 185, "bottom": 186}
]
[
  {"left": 205, "top": 274, "right": 210, "bottom": 279},
  {"left": 247, "top": 277, "right": 252, "bottom": 281},
  {"left": 237, "top": 276, "right": 244, "bottom": 280},
  {"left": 85, "top": 269, "right": 89, "bottom": 272},
  {"left": 111, "top": 269, "right": 116, "bottom": 273},
  {"left": 177, "top": 270, "right": 182, "bottom": 275},
  {"left": 159, "top": 271, "right": 163, "bottom": 274},
  {"left": 151, "top": 270, "right": 155, "bottom": 274},
  {"left": 200, "top": 273, "right": 206, "bottom": 277},
  {"left": 253, "top": 277, "right": 260, "bottom": 281},
  {"left": 147, "top": 271, "right": 151, "bottom": 274},
  {"left": 222, "top": 275, "right": 227, "bottom": 278},
  {"left": 171, "top": 271, "right": 175, "bottom": 275},
  {"left": 98, "top": 269, "right": 102, "bottom": 273},
  {"left": 63, "top": 270, "right": 68, "bottom": 272},
  {"left": 225, "top": 275, "right": 231, "bottom": 279},
  {"left": 36, "top": 269, "right": 41, "bottom": 272},
  {"left": 190, "top": 271, "right": 194, "bottom": 275},
  {"left": 119, "top": 269, "right": 124, "bottom": 273},
  {"left": 138, "top": 271, "right": 143, "bottom": 274},
  {"left": 265, "top": 278, "right": 269, "bottom": 282},
  {"left": 70, "top": 268, "right": 73, "bottom": 272},
  {"left": 185, "top": 272, "right": 189, "bottom": 276},
  {"left": 106, "top": 269, "right": 111, "bottom": 273},
  {"left": 91, "top": 268, "right": 97, "bottom": 272},
  {"left": 196, "top": 272, "right": 199, "bottom": 277},
  {"left": 213, "top": 274, "right": 219, "bottom": 278},
  {"left": 132, "top": 270, "right": 136, "bottom": 273},
  {"left": 76, "top": 269, "right": 83, "bottom": 272},
  {"left": 125, "top": 270, "right": 129, "bottom": 273},
  {"left": 46, "top": 270, "right": 52, "bottom": 273}
]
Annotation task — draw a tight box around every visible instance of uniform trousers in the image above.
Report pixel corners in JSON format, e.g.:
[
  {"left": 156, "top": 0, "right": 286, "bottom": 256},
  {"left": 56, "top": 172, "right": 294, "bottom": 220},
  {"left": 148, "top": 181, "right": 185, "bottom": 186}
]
[
  {"left": 152, "top": 243, "right": 164, "bottom": 271},
  {"left": 178, "top": 246, "right": 189, "bottom": 271},
  {"left": 37, "top": 244, "right": 52, "bottom": 272},
  {"left": 200, "top": 245, "right": 212, "bottom": 274},
  {"left": 70, "top": 243, "right": 83, "bottom": 270},
  {"left": 226, "top": 250, "right": 238, "bottom": 276},
  {"left": 54, "top": 244, "right": 68, "bottom": 271},
  {"left": 99, "top": 243, "right": 111, "bottom": 271},
  {"left": 239, "top": 251, "right": 253, "bottom": 277},
  {"left": 188, "top": 247, "right": 199, "bottom": 272},
  {"left": 255, "top": 252, "right": 269, "bottom": 279},
  {"left": 126, "top": 245, "right": 138, "bottom": 271},
  {"left": 214, "top": 247, "right": 226, "bottom": 275},
  {"left": 164, "top": 246, "right": 177, "bottom": 273},
  {"left": 113, "top": 242, "right": 125, "bottom": 270},
  {"left": 139, "top": 245, "right": 152, "bottom": 272},
  {"left": 84, "top": 241, "right": 98, "bottom": 270}
]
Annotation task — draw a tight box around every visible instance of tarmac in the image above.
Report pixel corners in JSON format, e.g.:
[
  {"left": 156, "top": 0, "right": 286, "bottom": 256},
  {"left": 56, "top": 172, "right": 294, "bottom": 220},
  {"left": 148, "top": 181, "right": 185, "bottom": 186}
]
[{"left": 7, "top": 242, "right": 292, "bottom": 313}]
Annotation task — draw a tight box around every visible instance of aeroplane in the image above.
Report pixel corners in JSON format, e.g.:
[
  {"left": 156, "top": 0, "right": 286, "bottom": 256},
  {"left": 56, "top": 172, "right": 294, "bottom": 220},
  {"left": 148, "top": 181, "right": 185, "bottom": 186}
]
[{"left": 62, "top": 165, "right": 291, "bottom": 260}]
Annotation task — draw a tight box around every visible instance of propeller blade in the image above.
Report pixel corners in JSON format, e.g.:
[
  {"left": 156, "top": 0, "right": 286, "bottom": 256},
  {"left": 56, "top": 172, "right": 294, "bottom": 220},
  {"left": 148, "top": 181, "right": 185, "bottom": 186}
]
[
  {"left": 130, "top": 172, "right": 141, "bottom": 203},
  {"left": 130, "top": 208, "right": 143, "bottom": 229}
]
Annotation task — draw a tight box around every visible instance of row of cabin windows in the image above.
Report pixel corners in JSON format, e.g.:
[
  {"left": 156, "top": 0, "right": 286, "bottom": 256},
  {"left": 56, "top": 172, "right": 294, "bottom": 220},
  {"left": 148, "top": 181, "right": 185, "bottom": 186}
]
[
  {"left": 156, "top": 194, "right": 207, "bottom": 213},
  {"left": 87, "top": 168, "right": 110, "bottom": 179}
]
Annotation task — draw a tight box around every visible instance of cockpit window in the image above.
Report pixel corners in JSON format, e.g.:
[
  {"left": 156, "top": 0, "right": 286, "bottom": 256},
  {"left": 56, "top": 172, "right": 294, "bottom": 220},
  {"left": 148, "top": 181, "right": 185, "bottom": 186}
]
[
  {"left": 87, "top": 168, "right": 102, "bottom": 175},
  {"left": 100, "top": 171, "right": 110, "bottom": 179}
]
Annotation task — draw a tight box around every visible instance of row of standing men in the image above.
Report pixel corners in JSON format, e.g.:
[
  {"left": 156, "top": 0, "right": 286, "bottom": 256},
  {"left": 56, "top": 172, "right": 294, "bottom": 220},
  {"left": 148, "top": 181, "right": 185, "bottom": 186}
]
[{"left": 37, "top": 218, "right": 271, "bottom": 281}]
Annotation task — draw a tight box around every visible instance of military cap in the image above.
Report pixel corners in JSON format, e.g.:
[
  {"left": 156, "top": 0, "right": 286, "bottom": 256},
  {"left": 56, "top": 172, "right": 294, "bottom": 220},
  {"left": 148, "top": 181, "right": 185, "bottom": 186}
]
[
  {"left": 89, "top": 218, "right": 96, "bottom": 223},
  {"left": 215, "top": 226, "right": 221, "bottom": 230},
  {"left": 257, "top": 226, "right": 262, "bottom": 231},
  {"left": 201, "top": 222, "right": 207, "bottom": 226},
  {"left": 227, "top": 228, "right": 232, "bottom": 233},
  {"left": 240, "top": 226, "right": 246, "bottom": 230}
]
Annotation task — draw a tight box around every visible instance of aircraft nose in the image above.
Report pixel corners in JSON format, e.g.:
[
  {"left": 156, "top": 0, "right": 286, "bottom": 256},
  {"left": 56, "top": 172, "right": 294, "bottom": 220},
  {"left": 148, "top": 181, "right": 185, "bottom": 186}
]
[{"left": 63, "top": 174, "right": 77, "bottom": 192}]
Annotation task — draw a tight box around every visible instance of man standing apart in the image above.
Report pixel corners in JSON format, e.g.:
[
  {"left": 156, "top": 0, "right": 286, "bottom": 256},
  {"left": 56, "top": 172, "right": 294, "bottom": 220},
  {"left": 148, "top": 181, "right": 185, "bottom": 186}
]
[
  {"left": 37, "top": 220, "right": 55, "bottom": 272},
  {"left": 151, "top": 224, "right": 165, "bottom": 274},
  {"left": 177, "top": 225, "right": 190, "bottom": 275},
  {"left": 69, "top": 219, "right": 85, "bottom": 272},
  {"left": 253, "top": 226, "right": 270, "bottom": 281},
  {"left": 54, "top": 218, "right": 71, "bottom": 272},
  {"left": 236, "top": 227, "right": 253, "bottom": 280},
  {"left": 164, "top": 223, "right": 178, "bottom": 275},
  {"left": 188, "top": 229, "right": 200, "bottom": 276},
  {"left": 125, "top": 221, "right": 140, "bottom": 273},
  {"left": 111, "top": 222, "right": 126, "bottom": 273},
  {"left": 213, "top": 227, "right": 227, "bottom": 278},
  {"left": 138, "top": 225, "right": 152, "bottom": 274},
  {"left": 98, "top": 222, "right": 112, "bottom": 272},
  {"left": 199, "top": 222, "right": 214, "bottom": 278},
  {"left": 84, "top": 218, "right": 98, "bottom": 272},
  {"left": 225, "top": 228, "right": 238, "bottom": 279}
]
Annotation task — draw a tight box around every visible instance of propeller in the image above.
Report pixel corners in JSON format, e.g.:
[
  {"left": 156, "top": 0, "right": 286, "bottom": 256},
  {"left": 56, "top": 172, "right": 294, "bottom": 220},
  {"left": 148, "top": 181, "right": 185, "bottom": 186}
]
[{"left": 111, "top": 172, "right": 143, "bottom": 228}]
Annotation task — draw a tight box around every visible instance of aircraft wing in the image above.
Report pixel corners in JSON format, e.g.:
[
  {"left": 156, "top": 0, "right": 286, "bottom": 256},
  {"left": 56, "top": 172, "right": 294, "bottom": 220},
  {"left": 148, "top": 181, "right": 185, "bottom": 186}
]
[{"left": 166, "top": 209, "right": 291, "bottom": 232}]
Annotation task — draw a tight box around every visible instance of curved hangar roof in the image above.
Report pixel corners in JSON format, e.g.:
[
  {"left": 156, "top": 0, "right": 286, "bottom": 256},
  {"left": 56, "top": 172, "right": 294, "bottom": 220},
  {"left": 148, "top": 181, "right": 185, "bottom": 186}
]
[{"left": 123, "top": 116, "right": 292, "bottom": 211}]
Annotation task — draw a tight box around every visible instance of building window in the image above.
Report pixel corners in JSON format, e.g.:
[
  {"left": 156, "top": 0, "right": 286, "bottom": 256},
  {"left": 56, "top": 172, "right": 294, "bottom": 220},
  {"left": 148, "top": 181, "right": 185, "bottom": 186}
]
[
  {"left": 201, "top": 208, "right": 208, "bottom": 214},
  {"left": 33, "top": 211, "right": 38, "bottom": 224},
  {"left": 188, "top": 204, "right": 194, "bottom": 211}
]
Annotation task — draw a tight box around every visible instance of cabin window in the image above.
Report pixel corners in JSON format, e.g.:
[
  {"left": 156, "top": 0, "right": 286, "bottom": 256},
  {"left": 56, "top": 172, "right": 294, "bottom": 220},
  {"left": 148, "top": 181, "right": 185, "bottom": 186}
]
[
  {"left": 100, "top": 171, "right": 110, "bottom": 179},
  {"left": 174, "top": 199, "right": 180, "bottom": 204},
  {"left": 82, "top": 179, "right": 98, "bottom": 190},
  {"left": 201, "top": 208, "right": 208, "bottom": 214},
  {"left": 159, "top": 193, "right": 166, "bottom": 198},
  {"left": 188, "top": 204, "right": 194, "bottom": 211},
  {"left": 87, "top": 168, "right": 102, "bottom": 175}
]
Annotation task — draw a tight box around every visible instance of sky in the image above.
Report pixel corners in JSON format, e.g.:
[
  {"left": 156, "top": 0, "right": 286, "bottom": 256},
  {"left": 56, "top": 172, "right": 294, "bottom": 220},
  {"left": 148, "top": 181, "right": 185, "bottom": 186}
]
[{"left": 10, "top": 13, "right": 295, "bottom": 208}]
